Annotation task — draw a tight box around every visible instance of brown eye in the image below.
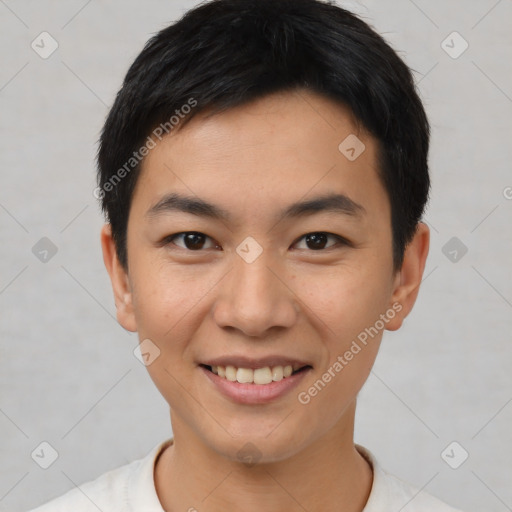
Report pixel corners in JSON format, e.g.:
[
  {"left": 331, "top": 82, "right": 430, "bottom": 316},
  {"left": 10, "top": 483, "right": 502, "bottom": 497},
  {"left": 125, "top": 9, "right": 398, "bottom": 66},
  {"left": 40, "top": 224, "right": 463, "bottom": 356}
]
[
  {"left": 183, "top": 233, "right": 206, "bottom": 250},
  {"left": 305, "top": 233, "right": 328, "bottom": 250},
  {"left": 293, "top": 232, "right": 348, "bottom": 251},
  {"left": 165, "top": 232, "right": 219, "bottom": 251}
]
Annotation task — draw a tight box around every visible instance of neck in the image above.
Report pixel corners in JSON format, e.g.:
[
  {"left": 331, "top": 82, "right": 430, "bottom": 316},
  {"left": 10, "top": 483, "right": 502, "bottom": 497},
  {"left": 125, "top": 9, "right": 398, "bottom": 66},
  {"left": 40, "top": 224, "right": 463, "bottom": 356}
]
[{"left": 155, "top": 403, "right": 372, "bottom": 512}]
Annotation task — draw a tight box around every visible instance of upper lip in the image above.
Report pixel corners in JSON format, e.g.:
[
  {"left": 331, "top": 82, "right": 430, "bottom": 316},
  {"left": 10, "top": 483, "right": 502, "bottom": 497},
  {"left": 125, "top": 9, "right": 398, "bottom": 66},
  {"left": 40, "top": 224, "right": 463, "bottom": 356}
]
[{"left": 201, "top": 355, "right": 312, "bottom": 371}]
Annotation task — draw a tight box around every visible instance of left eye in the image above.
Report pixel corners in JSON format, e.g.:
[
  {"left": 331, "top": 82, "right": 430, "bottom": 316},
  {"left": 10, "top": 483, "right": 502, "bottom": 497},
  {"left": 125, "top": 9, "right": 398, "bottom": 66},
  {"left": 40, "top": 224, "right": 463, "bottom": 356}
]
[{"left": 293, "top": 232, "right": 346, "bottom": 251}]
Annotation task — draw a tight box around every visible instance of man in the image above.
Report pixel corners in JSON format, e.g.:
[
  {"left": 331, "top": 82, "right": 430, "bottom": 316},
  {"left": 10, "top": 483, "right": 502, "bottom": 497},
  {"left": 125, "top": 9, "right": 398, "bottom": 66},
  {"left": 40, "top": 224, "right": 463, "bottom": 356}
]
[{"left": 31, "top": 0, "right": 463, "bottom": 510}]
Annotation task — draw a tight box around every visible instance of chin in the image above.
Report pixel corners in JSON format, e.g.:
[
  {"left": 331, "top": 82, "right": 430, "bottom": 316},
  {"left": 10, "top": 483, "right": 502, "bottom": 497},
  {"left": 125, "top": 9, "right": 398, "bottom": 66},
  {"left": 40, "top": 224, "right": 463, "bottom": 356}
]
[{"left": 203, "top": 424, "right": 309, "bottom": 465}]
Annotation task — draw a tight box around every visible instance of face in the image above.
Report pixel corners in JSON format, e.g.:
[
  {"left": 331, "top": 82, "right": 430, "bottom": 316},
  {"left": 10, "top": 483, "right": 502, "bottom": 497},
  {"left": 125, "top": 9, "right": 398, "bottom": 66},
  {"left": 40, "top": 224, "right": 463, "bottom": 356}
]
[{"left": 102, "top": 90, "right": 428, "bottom": 463}]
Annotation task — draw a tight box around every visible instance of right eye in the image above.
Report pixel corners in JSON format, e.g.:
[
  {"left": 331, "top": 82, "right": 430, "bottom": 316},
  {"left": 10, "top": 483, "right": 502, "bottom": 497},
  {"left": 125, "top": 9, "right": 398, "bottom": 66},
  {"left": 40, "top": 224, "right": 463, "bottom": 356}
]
[{"left": 162, "top": 232, "right": 221, "bottom": 251}]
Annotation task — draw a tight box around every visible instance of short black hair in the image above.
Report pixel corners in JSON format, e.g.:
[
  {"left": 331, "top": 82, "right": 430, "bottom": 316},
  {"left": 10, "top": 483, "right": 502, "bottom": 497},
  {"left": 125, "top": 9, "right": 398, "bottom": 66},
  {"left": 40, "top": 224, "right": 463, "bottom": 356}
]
[{"left": 97, "top": 0, "right": 430, "bottom": 272}]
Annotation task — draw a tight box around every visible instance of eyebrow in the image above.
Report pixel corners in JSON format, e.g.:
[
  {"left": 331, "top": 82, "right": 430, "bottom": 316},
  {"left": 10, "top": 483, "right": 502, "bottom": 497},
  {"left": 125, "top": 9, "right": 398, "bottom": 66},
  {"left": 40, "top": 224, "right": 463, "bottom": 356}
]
[{"left": 145, "top": 192, "right": 366, "bottom": 223}]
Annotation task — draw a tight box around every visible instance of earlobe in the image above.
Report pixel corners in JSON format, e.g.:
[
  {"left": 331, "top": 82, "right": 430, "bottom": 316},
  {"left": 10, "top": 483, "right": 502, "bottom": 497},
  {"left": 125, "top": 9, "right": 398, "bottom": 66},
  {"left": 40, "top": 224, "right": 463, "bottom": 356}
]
[
  {"left": 100, "top": 224, "right": 138, "bottom": 332},
  {"left": 386, "top": 222, "right": 430, "bottom": 331}
]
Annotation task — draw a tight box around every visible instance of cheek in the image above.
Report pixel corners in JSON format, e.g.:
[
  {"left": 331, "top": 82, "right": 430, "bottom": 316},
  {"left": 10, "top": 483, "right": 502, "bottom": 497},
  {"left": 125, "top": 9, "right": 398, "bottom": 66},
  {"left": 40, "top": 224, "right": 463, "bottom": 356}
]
[
  {"left": 292, "top": 267, "right": 388, "bottom": 430},
  {"left": 293, "top": 262, "right": 392, "bottom": 344},
  {"left": 128, "top": 261, "right": 204, "bottom": 404},
  {"left": 127, "top": 258, "right": 227, "bottom": 395},
  {"left": 129, "top": 257, "right": 212, "bottom": 341}
]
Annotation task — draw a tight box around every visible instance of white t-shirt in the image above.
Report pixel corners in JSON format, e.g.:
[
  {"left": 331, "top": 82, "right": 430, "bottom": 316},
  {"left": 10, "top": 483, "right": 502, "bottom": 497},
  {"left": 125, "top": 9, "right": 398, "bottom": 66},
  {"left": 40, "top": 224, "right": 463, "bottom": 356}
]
[{"left": 29, "top": 439, "right": 462, "bottom": 512}]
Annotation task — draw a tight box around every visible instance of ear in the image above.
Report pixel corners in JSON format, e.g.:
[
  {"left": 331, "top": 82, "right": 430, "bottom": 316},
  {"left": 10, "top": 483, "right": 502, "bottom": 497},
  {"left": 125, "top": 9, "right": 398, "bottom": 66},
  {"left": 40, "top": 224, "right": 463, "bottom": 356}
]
[
  {"left": 100, "top": 223, "right": 137, "bottom": 332},
  {"left": 386, "top": 222, "right": 430, "bottom": 331}
]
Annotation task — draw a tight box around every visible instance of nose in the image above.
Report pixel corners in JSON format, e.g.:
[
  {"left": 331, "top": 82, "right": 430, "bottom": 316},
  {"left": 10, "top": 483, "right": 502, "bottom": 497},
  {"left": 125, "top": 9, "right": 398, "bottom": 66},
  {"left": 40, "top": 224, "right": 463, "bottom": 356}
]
[{"left": 212, "top": 250, "right": 299, "bottom": 338}]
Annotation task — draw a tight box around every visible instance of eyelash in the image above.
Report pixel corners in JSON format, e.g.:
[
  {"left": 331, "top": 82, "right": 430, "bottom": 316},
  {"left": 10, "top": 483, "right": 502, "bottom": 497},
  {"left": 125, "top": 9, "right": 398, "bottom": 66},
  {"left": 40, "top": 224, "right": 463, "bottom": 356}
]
[{"left": 161, "top": 231, "right": 351, "bottom": 252}]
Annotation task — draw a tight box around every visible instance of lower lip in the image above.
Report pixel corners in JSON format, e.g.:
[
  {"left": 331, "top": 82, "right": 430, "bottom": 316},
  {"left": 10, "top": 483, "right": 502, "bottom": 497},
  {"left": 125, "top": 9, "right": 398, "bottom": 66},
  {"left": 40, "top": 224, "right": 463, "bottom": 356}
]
[{"left": 200, "top": 366, "right": 312, "bottom": 405}]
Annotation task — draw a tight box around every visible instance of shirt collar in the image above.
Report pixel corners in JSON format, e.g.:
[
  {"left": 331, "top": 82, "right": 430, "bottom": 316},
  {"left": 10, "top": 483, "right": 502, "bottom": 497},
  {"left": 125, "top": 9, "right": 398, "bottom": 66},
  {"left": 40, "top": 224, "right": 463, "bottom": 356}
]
[{"left": 131, "top": 438, "right": 392, "bottom": 511}]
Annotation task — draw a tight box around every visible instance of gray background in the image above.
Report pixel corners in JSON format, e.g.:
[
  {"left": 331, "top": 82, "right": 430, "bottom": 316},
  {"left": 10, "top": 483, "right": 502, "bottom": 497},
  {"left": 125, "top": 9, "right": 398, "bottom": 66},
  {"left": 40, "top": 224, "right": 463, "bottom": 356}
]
[{"left": 1, "top": 0, "right": 511, "bottom": 510}]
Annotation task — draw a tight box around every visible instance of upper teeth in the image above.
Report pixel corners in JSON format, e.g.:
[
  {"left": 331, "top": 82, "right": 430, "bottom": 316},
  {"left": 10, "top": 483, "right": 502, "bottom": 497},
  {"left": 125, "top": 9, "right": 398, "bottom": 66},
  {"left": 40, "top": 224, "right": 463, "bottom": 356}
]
[{"left": 211, "top": 365, "right": 297, "bottom": 384}]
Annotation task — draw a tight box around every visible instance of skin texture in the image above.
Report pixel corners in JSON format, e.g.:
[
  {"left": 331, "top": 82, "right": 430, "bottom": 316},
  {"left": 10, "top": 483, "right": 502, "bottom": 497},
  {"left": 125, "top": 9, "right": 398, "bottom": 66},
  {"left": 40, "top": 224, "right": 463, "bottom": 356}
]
[{"left": 101, "top": 90, "right": 430, "bottom": 512}]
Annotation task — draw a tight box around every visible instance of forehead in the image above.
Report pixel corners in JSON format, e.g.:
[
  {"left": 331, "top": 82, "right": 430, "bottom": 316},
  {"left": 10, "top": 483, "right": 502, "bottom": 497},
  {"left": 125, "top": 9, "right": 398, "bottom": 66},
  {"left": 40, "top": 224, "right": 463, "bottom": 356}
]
[{"left": 130, "top": 90, "right": 388, "bottom": 226}]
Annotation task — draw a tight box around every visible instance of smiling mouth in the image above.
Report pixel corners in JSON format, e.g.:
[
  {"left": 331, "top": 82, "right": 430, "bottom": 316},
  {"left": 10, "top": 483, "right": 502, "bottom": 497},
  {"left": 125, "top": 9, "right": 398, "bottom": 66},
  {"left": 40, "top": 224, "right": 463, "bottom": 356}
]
[{"left": 200, "top": 364, "right": 312, "bottom": 385}]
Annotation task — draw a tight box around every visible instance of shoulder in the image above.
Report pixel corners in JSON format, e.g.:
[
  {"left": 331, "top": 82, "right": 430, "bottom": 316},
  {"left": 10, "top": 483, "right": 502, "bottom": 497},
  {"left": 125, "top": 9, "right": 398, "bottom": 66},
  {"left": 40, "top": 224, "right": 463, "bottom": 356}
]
[
  {"left": 357, "top": 445, "right": 464, "bottom": 512},
  {"left": 27, "top": 440, "right": 171, "bottom": 512},
  {"left": 27, "top": 461, "right": 134, "bottom": 512},
  {"left": 374, "top": 471, "right": 464, "bottom": 512}
]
